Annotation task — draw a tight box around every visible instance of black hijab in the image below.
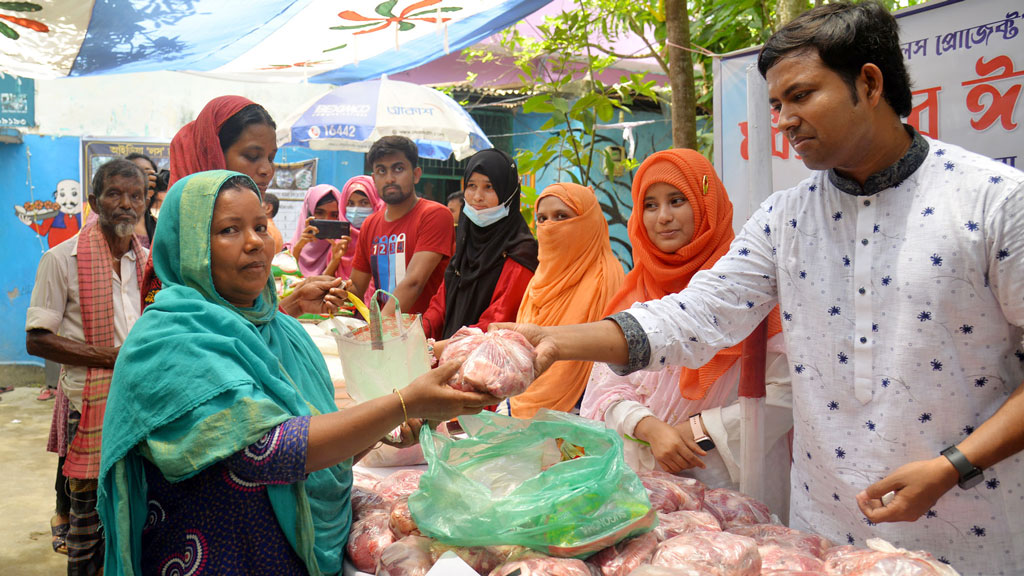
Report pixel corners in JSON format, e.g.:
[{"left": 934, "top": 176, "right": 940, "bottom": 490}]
[{"left": 442, "top": 149, "right": 538, "bottom": 338}]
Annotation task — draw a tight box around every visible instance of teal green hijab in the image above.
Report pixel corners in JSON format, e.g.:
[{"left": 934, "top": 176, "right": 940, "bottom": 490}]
[{"left": 98, "top": 170, "right": 351, "bottom": 576}]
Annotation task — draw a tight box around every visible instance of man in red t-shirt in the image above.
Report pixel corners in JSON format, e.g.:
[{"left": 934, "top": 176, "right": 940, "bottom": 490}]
[{"left": 348, "top": 136, "right": 454, "bottom": 314}]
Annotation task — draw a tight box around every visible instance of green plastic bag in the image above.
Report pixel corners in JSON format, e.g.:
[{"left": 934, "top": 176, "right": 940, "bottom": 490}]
[{"left": 409, "top": 409, "right": 656, "bottom": 558}]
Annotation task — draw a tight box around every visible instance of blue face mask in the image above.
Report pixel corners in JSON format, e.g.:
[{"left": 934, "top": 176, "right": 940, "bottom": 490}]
[
  {"left": 463, "top": 196, "right": 512, "bottom": 228},
  {"left": 345, "top": 206, "right": 373, "bottom": 227}
]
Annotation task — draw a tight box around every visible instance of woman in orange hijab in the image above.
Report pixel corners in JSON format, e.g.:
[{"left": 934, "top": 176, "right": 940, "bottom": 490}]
[
  {"left": 511, "top": 183, "right": 625, "bottom": 418},
  {"left": 580, "top": 149, "right": 793, "bottom": 518}
]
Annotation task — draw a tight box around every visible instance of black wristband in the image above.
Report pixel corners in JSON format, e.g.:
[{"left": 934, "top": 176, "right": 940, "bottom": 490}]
[{"left": 941, "top": 445, "right": 983, "bottom": 490}]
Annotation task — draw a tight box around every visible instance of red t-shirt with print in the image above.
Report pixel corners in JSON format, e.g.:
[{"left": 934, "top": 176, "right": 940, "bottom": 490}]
[{"left": 352, "top": 198, "right": 454, "bottom": 314}]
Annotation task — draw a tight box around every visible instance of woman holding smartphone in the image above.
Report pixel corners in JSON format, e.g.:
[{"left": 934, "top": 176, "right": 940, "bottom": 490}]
[{"left": 288, "top": 184, "right": 346, "bottom": 277}]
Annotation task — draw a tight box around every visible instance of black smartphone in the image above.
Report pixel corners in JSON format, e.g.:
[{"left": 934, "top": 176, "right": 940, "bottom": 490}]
[{"left": 310, "top": 219, "right": 351, "bottom": 239}]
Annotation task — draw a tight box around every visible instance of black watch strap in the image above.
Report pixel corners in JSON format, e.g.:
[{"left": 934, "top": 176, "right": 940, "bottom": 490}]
[{"left": 941, "top": 445, "right": 984, "bottom": 490}]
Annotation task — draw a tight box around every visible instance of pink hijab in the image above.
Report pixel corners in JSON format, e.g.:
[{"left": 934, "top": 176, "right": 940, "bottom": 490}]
[
  {"left": 287, "top": 184, "right": 344, "bottom": 277},
  {"left": 336, "top": 175, "right": 383, "bottom": 279}
]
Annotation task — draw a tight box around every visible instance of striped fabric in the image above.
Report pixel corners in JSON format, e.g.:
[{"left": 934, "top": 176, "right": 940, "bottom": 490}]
[{"left": 63, "top": 223, "right": 145, "bottom": 480}]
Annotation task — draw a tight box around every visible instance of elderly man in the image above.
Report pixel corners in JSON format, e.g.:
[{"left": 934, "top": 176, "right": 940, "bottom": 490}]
[
  {"left": 504, "top": 2, "right": 1024, "bottom": 572},
  {"left": 26, "top": 158, "right": 148, "bottom": 575}
]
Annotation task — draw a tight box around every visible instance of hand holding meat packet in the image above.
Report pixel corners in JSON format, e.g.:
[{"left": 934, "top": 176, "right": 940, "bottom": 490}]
[{"left": 439, "top": 327, "right": 536, "bottom": 398}]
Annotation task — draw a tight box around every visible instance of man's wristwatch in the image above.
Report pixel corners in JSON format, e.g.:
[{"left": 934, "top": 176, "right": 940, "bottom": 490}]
[
  {"left": 941, "top": 445, "right": 983, "bottom": 490},
  {"left": 688, "top": 414, "right": 715, "bottom": 451}
]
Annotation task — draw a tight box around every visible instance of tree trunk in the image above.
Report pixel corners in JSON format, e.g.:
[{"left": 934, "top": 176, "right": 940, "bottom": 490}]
[
  {"left": 777, "top": 0, "right": 809, "bottom": 26},
  {"left": 665, "top": 0, "right": 697, "bottom": 149}
]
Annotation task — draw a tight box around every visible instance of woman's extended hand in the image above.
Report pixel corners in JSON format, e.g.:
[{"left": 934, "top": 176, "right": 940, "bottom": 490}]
[
  {"left": 633, "top": 416, "right": 707, "bottom": 473},
  {"left": 401, "top": 360, "right": 500, "bottom": 421},
  {"left": 278, "top": 276, "right": 347, "bottom": 317}
]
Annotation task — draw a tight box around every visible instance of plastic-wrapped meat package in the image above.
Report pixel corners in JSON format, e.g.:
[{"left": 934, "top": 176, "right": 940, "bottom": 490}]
[
  {"left": 488, "top": 557, "right": 598, "bottom": 576},
  {"left": 377, "top": 535, "right": 435, "bottom": 576},
  {"left": 627, "top": 567, "right": 707, "bottom": 576},
  {"left": 345, "top": 512, "right": 394, "bottom": 573},
  {"left": 639, "top": 471, "right": 705, "bottom": 510},
  {"left": 650, "top": 531, "right": 761, "bottom": 576},
  {"left": 700, "top": 488, "right": 772, "bottom": 529},
  {"left": 728, "top": 524, "right": 832, "bottom": 558},
  {"left": 653, "top": 510, "right": 721, "bottom": 541},
  {"left": 353, "top": 468, "right": 381, "bottom": 491},
  {"left": 377, "top": 469, "right": 425, "bottom": 502},
  {"left": 351, "top": 485, "right": 389, "bottom": 521},
  {"left": 586, "top": 532, "right": 658, "bottom": 576},
  {"left": 390, "top": 496, "right": 420, "bottom": 538},
  {"left": 638, "top": 475, "right": 702, "bottom": 513},
  {"left": 823, "top": 539, "right": 960, "bottom": 576},
  {"left": 439, "top": 327, "right": 536, "bottom": 398},
  {"left": 759, "top": 544, "right": 826, "bottom": 573}
]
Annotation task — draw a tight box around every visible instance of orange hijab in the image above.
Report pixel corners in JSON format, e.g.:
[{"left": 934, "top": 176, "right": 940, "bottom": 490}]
[
  {"left": 605, "top": 149, "right": 781, "bottom": 400},
  {"left": 512, "top": 183, "right": 625, "bottom": 418}
]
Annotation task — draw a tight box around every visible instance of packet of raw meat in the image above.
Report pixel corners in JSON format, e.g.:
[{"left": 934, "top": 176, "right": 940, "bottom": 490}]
[
  {"left": 377, "top": 469, "right": 425, "bottom": 502},
  {"left": 345, "top": 512, "right": 395, "bottom": 573},
  {"left": 488, "top": 557, "right": 597, "bottom": 576},
  {"left": 351, "top": 485, "right": 389, "bottom": 521},
  {"left": 653, "top": 510, "right": 721, "bottom": 541},
  {"left": 586, "top": 532, "right": 658, "bottom": 576},
  {"left": 390, "top": 496, "right": 421, "bottom": 538},
  {"left": 439, "top": 327, "right": 536, "bottom": 398},
  {"left": 701, "top": 488, "right": 772, "bottom": 529},
  {"left": 650, "top": 531, "right": 761, "bottom": 576},
  {"left": 823, "top": 538, "right": 961, "bottom": 576},
  {"left": 638, "top": 471, "right": 705, "bottom": 510},
  {"left": 757, "top": 544, "right": 825, "bottom": 573},
  {"left": 377, "top": 535, "right": 435, "bottom": 576},
  {"left": 728, "top": 524, "right": 832, "bottom": 558}
]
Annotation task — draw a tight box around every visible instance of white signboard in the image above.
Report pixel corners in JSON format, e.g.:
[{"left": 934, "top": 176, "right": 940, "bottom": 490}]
[
  {"left": 267, "top": 158, "right": 318, "bottom": 244},
  {"left": 713, "top": 0, "right": 1022, "bottom": 229}
]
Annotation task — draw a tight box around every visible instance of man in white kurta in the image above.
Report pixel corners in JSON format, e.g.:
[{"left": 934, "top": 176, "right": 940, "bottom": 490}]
[
  {"left": 505, "top": 3, "right": 1024, "bottom": 574},
  {"left": 611, "top": 132, "right": 1024, "bottom": 573}
]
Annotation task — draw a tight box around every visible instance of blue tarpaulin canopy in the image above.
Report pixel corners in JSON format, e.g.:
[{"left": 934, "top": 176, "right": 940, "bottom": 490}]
[{"left": 0, "top": 0, "right": 549, "bottom": 83}]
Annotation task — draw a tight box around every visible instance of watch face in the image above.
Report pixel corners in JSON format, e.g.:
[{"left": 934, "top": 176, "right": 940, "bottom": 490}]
[{"left": 697, "top": 438, "right": 715, "bottom": 451}]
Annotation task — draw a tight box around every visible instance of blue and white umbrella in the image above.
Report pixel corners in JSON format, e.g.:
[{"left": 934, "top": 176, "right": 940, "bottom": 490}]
[{"left": 278, "top": 76, "right": 492, "bottom": 161}]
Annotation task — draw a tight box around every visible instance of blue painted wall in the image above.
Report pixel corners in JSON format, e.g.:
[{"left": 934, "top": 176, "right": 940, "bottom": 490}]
[
  {"left": 1, "top": 135, "right": 81, "bottom": 365},
  {"left": 0, "top": 138, "right": 367, "bottom": 366}
]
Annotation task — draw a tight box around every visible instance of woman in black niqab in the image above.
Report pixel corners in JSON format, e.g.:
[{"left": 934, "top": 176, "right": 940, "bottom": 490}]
[{"left": 441, "top": 149, "right": 538, "bottom": 338}]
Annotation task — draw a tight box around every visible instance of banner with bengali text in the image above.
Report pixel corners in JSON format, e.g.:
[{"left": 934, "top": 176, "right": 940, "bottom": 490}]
[{"left": 713, "top": 0, "right": 1022, "bottom": 229}]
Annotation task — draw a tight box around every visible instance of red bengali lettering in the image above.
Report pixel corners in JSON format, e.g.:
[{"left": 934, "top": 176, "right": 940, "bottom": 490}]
[
  {"left": 961, "top": 55, "right": 1024, "bottom": 132},
  {"left": 908, "top": 86, "right": 943, "bottom": 139}
]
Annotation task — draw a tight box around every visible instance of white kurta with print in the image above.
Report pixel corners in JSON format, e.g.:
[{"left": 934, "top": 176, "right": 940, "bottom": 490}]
[{"left": 623, "top": 140, "right": 1024, "bottom": 575}]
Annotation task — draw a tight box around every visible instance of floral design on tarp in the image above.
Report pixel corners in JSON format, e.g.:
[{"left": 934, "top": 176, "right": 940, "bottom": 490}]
[
  {"left": 0, "top": 2, "right": 48, "bottom": 40},
  {"left": 334, "top": 0, "right": 462, "bottom": 35}
]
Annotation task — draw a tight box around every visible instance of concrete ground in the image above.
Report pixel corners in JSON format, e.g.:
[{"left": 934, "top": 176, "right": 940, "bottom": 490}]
[{"left": 0, "top": 366, "right": 70, "bottom": 574}]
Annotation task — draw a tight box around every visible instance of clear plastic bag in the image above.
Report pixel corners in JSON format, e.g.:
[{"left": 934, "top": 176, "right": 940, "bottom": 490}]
[
  {"left": 653, "top": 510, "right": 721, "bottom": 541},
  {"left": 727, "top": 524, "right": 832, "bottom": 558},
  {"left": 701, "top": 488, "right": 773, "bottom": 529},
  {"left": 411, "top": 410, "right": 656, "bottom": 558},
  {"left": 488, "top": 557, "right": 598, "bottom": 576},
  {"left": 650, "top": 531, "right": 761, "bottom": 576},
  {"left": 439, "top": 327, "right": 536, "bottom": 398},
  {"left": 823, "top": 539, "right": 961, "bottom": 576},
  {"left": 345, "top": 512, "right": 395, "bottom": 573},
  {"left": 586, "top": 532, "right": 658, "bottom": 576}
]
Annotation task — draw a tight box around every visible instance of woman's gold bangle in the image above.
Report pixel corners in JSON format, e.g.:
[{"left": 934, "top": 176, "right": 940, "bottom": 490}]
[{"left": 393, "top": 388, "right": 408, "bottom": 422}]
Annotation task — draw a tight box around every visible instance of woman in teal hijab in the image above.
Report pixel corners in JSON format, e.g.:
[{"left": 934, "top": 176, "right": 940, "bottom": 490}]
[{"left": 98, "top": 170, "right": 495, "bottom": 575}]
